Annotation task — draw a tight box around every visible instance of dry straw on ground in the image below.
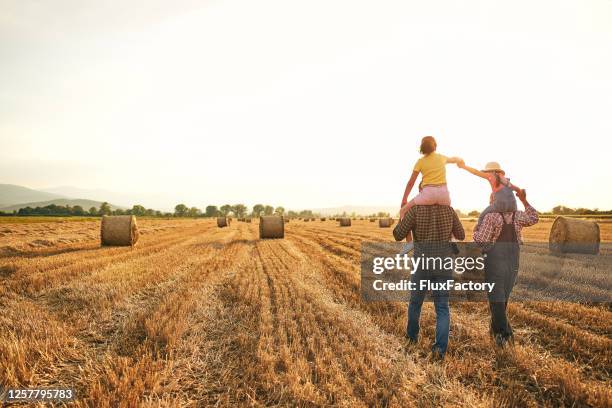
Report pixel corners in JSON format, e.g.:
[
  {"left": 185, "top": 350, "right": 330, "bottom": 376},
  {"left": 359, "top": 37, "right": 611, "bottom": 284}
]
[
  {"left": 100, "top": 215, "right": 139, "bottom": 246},
  {"left": 0, "top": 218, "right": 611, "bottom": 406},
  {"left": 549, "top": 216, "right": 600, "bottom": 254},
  {"left": 259, "top": 216, "right": 284, "bottom": 239}
]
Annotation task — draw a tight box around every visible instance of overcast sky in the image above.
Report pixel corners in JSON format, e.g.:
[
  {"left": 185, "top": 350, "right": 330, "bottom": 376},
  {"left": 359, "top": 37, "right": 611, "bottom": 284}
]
[{"left": 1, "top": 0, "right": 611, "bottom": 211}]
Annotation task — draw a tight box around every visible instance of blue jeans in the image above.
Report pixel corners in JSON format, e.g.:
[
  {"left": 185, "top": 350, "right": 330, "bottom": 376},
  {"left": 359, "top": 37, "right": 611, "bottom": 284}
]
[
  {"left": 478, "top": 186, "right": 517, "bottom": 224},
  {"left": 406, "top": 272, "right": 451, "bottom": 356}
]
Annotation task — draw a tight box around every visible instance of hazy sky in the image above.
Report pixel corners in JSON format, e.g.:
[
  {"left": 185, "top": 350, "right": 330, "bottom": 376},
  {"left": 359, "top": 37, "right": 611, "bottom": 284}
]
[{"left": 1, "top": 0, "right": 611, "bottom": 211}]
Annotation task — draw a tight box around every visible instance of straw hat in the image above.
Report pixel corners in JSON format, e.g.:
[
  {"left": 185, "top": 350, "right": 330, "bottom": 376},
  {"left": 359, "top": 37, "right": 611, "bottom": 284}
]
[{"left": 482, "top": 161, "right": 505, "bottom": 173}]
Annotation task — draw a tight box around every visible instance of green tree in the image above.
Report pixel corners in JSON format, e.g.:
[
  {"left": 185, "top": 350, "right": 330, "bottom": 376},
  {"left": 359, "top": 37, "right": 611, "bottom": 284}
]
[
  {"left": 220, "top": 204, "right": 233, "bottom": 216},
  {"left": 232, "top": 204, "right": 247, "bottom": 218},
  {"left": 274, "top": 206, "right": 285, "bottom": 216},
  {"left": 187, "top": 207, "right": 202, "bottom": 217},
  {"left": 145, "top": 208, "right": 156, "bottom": 217},
  {"left": 205, "top": 205, "right": 219, "bottom": 217},
  {"left": 287, "top": 210, "right": 298, "bottom": 218},
  {"left": 89, "top": 206, "right": 98, "bottom": 216},
  {"left": 174, "top": 203, "right": 188, "bottom": 217},
  {"left": 72, "top": 205, "right": 85, "bottom": 216},
  {"left": 264, "top": 205, "right": 274, "bottom": 215},
  {"left": 468, "top": 210, "right": 480, "bottom": 217},
  {"left": 131, "top": 205, "right": 146, "bottom": 216},
  {"left": 99, "top": 202, "right": 112, "bottom": 216},
  {"left": 252, "top": 204, "right": 265, "bottom": 217}
]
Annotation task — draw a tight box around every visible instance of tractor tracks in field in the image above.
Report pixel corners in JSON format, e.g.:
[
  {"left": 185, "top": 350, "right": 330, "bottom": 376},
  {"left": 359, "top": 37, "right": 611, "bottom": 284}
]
[{"left": 285, "top": 225, "right": 612, "bottom": 407}]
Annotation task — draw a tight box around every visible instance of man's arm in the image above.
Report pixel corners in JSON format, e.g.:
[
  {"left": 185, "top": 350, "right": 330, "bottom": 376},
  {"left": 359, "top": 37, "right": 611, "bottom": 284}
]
[
  {"left": 451, "top": 210, "right": 465, "bottom": 240},
  {"left": 514, "top": 189, "right": 538, "bottom": 227},
  {"left": 473, "top": 213, "right": 501, "bottom": 245},
  {"left": 393, "top": 207, "right": 416, "bottom": 241}
]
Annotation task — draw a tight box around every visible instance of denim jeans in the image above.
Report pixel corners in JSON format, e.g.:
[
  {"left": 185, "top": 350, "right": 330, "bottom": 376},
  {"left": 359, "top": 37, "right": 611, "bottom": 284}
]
[
  {"left": 406, "top": 272, "right": 451, "bottom": 356},
  {"left": 478, "top": 186, "right": 517, "bottom": 224}
]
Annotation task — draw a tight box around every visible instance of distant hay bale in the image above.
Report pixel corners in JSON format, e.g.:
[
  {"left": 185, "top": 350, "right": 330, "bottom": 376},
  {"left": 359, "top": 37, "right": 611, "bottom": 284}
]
[
  {"left": 320, "top": 217, "right": 326, "bottom": 221},
  {"left": 339, "top": 218, "right": 351, "bottom": 227},
  {"left": 260, "top": 216, "right": 284, "bottom": 239},
  {"left": 246, "top": 218, "right": 252, "bottom": 223},
  {"left": 369, "top": 218, "right": 375, "bottom": 222},
  {"left": 379, "top": 218, "right": 392, "bottom": 228},
  {"left": 217, "top": 217, "right": 229, "bottom": 228},
  {"left": 549, "top": 217, "right": 600, "bottom": 254},
  {"left": 284, "top": 218, "right": 289, "bottom": 223},
  {"left": 310, "top": 218, "right": 315, "bottom": 221},
  {"left": 304, "top": 218, "right": 309, "bottom": 222},
  {"left": 101, "top": 215, "right": 139, "bottom": 247}
]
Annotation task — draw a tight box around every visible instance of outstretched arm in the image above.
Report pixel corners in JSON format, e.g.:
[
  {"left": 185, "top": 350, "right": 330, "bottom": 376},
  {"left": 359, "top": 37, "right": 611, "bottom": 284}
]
[
  {"left": 445, "top": 156, "right": 463, "bottom": 164},
  {"left": 458, "top": 162, "right": 489, "bottom": 179},
  {"left": 401, "top": 171, "right": 419, "bottom": 207}
]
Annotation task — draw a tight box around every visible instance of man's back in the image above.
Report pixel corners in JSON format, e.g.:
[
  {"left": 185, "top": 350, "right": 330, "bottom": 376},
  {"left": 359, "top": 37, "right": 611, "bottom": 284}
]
[{"left": 393, "top": 205, "right": 465, "bottom": 242}]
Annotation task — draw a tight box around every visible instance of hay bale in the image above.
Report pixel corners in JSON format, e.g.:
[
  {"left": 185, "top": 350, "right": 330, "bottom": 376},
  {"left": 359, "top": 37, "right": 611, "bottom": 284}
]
[
  {"left": 304, "top": 218, "right": 309, "bottom": 222},
  {"left": 320, "top": 217, "right": 326, "bottom": 221},
  {"left": 339, "top": 218, "right": 351, "bottom": 227},
  {"left": 284, "top": 218, "right": 289, "bottom": 223},
  {"left": 260, "top": 216, "right": 284, "bottom": 239},
  {"left": 217, "top": 217, "right": 229, "bottom": 228},
  {"left": 549, "top": 217, "right": 600, "bottom": 254},
  {"left": 369, "top": 218, "right": 375, "bottom": 222},
  {"left": 379, "top": 218, "right": 392, "bottom": 228},
  {"left": 246, "top": 218, "right": 252, "bottom": 223},
  {"left": 101, "top": 215, "right": 139, "bottom": 246}
]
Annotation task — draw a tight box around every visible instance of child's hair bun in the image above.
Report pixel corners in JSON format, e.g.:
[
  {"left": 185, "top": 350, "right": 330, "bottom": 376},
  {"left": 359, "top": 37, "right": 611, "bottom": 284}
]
[{"left": 420, "top": 136, "right": 437, "bottom": 154}]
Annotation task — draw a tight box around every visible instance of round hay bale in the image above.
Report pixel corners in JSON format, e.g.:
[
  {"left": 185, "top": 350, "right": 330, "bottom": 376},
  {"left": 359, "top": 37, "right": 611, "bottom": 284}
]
[
  {"left": 369, "top": 218, "right": 375, "bottom": 222},
  {"left": 284, "top": 218, "right": 289, "bottom": 223},
  {"left": 339, "top": 218, "right": 351, "bottom": 227},
  {"left": 379, "top": 218, "right": 392, "bottom": 228},
  {"left": 304, "top": 218, "right": 309, "bottom": 222},
  {"left": 549, "top": 217, "right": 600, "bottom": 254},
  {"left": 217, "top": 217, "right": 229, "bottom": 228},
  {"left": 320, "top": 217, "right": 326, "bottom": 221},
  {"left": 246, "top": 218, "right": 252, "bottom": 223},
  {"left": 101, "top": 215, "right": 139, "bottom": 246},
  {"left": 260, "top": 216, "right": 284, "bottom": 239}
]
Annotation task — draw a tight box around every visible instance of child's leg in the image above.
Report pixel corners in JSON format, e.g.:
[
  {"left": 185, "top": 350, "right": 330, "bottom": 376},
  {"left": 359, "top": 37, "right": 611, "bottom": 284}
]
[
  {"left": 490, "top": 187, "right": 517, "bottom": 213},
  {"left": 400, "top": 201, "right": 415, "bottom": 220},
  {"left": 477, "top": 204, "right": 495, "bottom": 224}
]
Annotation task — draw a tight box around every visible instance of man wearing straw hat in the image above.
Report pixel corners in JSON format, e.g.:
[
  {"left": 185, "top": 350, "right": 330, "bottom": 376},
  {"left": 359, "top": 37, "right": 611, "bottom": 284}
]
[{"left": 473, "top": 188, "right": 538, "bottom": 348}]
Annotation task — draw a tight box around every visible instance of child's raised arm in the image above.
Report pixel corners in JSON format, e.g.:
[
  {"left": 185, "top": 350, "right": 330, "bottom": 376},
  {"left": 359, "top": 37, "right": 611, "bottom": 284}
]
[
  {"left": 457, "top": 162, "right": 489, "bottom": 179},
  {"left": 401, "top": 171, "right": 419, "bottom": 207},
  {"left": 446, "top": 156, "right": 463, "bottom": 164}
]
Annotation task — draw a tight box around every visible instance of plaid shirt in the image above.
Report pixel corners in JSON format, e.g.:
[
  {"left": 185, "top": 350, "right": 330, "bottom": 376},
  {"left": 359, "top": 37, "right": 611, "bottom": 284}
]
[
  {"left": 473, "top": 205, "right": 538, "bottom": 248},
  {"left": 393, "top": 205, "right": 465, "bottom": 242}
]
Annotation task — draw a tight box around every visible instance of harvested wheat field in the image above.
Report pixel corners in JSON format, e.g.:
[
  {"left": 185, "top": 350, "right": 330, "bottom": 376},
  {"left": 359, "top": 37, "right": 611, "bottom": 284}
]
[{"left": 0, "top": 218, "right": 611, "bottom": 407}]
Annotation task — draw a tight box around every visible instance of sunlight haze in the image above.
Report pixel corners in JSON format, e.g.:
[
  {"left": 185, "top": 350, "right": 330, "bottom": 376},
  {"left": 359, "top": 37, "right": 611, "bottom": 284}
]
[{"left": 1, "top": 0, "right": 611, "bottom": 211}]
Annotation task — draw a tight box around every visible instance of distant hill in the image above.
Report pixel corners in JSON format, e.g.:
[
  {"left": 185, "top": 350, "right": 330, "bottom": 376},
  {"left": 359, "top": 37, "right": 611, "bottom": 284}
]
[
  {"left": 0, "top": 184, "right": 65, "bottom": 208},
  {"left": 0, "top": 198, "right": 124, "bottom": 213}
]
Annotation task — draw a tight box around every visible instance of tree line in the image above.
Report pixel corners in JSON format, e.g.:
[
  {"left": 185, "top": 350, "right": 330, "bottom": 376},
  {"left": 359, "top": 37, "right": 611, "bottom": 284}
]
[{"left": 0, "top": 202, "right": 313, "bottom": 218}]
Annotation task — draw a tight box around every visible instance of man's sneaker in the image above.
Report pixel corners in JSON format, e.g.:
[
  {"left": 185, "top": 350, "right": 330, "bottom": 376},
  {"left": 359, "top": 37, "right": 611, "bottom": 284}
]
[
  {"left": 494, "top": 334, "right": 507, "bottom": 348},
  {"left": 431, "top": 349, "right": 445, "bottom": 361},
  {"left": 405, "top": 335, "right": 418, "bottom": 345}
]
